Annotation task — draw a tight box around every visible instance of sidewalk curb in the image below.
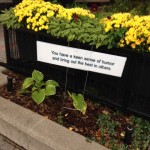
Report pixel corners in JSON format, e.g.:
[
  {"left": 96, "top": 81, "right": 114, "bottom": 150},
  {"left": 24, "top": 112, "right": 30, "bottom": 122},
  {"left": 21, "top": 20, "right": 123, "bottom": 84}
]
[{"left": 0, "top": 67, "right": 109, "bottom": 150}]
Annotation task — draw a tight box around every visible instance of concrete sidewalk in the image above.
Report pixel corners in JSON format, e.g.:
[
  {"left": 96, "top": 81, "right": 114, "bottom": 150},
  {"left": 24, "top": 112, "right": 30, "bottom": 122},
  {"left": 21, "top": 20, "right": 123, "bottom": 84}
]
[{"left": 0, "top": 134, "right": 25, "bottom": 150}]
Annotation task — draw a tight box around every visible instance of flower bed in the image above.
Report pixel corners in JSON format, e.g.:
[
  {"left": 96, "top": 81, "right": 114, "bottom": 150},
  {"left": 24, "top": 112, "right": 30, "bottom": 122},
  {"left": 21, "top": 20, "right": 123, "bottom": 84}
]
[{"left": 0, "top": 69, "right": 150, "bottom": 150}]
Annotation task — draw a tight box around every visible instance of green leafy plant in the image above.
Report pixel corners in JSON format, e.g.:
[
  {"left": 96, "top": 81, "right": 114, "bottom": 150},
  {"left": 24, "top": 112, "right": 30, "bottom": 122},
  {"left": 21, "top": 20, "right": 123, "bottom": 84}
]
[
  {"left": 95, "top": 113, "right": 150, "bottom": 149},
  {"left": 131, "top": 116, "right": 150, "bottom": 150},
  {"left": 96, "top": 113, "right": 119, "bottom": 147},
  {"left": 68, "top": 91, "right": 87, "bottom": 115},
  {"left": 106, "top": 0, "right": 150, "bottom": 15},
  {"left": 21, "top": 70, "right": 59, "bottom": 105},
  {"left": 0, "top": 0, "right": 109, "bottom": 49},
  {"left": 0, "top": 8, "right": 22, "bottom": 29},
  {"left": 57, "top": 111, "right": 63, "bottom": 125}
]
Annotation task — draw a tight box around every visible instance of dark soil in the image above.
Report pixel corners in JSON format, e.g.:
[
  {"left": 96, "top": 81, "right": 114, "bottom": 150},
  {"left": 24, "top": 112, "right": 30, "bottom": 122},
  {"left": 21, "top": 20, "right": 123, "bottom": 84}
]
[{"left": 0, "top": 70, "right": 149, "bottom": 150}]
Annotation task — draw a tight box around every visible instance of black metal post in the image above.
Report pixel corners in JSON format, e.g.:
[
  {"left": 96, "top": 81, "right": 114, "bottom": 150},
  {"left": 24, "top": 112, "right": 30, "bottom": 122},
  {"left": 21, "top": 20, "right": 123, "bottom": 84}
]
[
  {"left": 7, "top": 76, "right": 13, "bottom": 92},
  {"left": 124, "top": 124, "right": 134, "bottom": 145}
]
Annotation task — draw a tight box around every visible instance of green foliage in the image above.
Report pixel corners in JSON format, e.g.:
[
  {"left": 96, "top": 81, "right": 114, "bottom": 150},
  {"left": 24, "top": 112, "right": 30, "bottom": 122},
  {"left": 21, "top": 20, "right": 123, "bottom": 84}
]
[
  {"left": 102, "top": 0, "right": 150, "bottom": 15},
  {"left": 68, "top": 91, "right": 87, "bottom": 115},
  {"left": 96, "top": 114, "right": 118, "bottom": 138},
  {"left": 107, "top": 27, "right": 128, "bottom": 49},
  {"left": 131, "top": 116, "right": 150, "bottom": 150},
  {"left": 73, "top": 2, "right": 88, "bottom": 9},
  {"left": 57, "top": 111, "right": 63, "bottom": 125},
  {"left": 47, "top": 17, "right": 109, "bottom": 48},
  {"left": 0, "top": 8, "right": 22, "bottom": 29},
  {"left": 0, "top": 6, "right": 109, "bottom": 49},
  {"left": 21, "top": 70, "right": 59, "bottom": 105},
  {"left": 96, "top": 113, "right": 150, "bottom": 149}
]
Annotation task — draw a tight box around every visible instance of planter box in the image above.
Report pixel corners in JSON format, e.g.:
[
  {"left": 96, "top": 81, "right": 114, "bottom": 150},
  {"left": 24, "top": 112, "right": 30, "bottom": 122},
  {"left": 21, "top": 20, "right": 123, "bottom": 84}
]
[
  {"left": 3, "top": 27, "right": 150, "bottom": 119},
  {"left": 0, "top": 67, "right": 108, "bottom": 150}
]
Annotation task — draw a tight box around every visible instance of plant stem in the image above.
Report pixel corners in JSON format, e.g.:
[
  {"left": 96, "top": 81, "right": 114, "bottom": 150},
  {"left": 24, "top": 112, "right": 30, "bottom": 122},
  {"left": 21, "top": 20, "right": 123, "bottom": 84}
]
[{"left": 62, "top": 107, "right": 77, "bottom": 111}]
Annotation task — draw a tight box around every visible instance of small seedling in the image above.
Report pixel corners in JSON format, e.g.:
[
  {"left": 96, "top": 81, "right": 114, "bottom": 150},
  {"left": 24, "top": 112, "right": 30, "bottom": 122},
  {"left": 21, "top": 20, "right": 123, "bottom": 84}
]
[
  {"left": 68, "top": 91, "right": 87, "bottom": 115},
  {"left": 21, "top": 70, "right": 59, "bottom": 105}
]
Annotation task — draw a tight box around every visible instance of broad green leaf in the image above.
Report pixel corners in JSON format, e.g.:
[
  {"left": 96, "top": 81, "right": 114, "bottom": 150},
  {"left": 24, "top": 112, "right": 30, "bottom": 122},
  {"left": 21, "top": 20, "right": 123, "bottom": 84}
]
[
  {"left": 32, "top": 87, "right": 37, "bottom": 92},
  {"left": 46, "top": 80, "right": 59, "bottom": 87},
  {"left": 45, "top": 85, "right": 56, "bottom": 96},
  {"left": 32, "top": 70, "right": 44, "bottom": 82},
  {"left": 68, "top": 92, "right": 87, "bottom": 115},
  {"left": 35, "top": 81, "right": 45, "bottom": 88},
  {"left": 22, "top": 77, "right": 34, "bottom": 90},
  {"left": 32, "top": 89, "right": 45, "bottom": 105}
]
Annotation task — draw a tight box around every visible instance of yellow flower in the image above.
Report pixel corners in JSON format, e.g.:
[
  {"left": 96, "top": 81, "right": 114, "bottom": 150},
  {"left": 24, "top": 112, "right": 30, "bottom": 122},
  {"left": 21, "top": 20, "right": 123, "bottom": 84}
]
[
  {"left": 135, "top": 39, "right": 141, "bottom": 45},
  {"left": 67, "top": 15, "right": 72, "bottom": 21},
  {"left": 134, "top": 15, "right": 140, "bottom": 21},
  {"left": 119, "top": 43, "right": 125, "bottom": 47},
  {"left": 13, "top": 0, "right": 95, "bottom": 26},
  {"left": 45, "top": 25, "right": 48, "bottom": 30},
  {"left": 114, "top": 24, "right": 120, "bottom": 28},
  {"left": 141, "top": 38, "right": 145, "bottom": 42},
  {"left": 35, "top": 13, "right": 40, "bottom": 18},
  {"left": 147, "top": 38, "right": 150, "bottom": 44},
  {"left": 39, "top": 19, "right": 44, "bottom": 26},
  {"left": 120, "top": 39, "right": 124, "bottom": 43},
  {"left": 131, "top": 43, "right": 136, "bottom": 49},
  {"left": 126, "top": 40, "right": 130, "bottom": 45},
  {"left": 104, "top": 24, "right": 112, "bottom": 32},
  {"left": 27, "top": 24, "right": 30, "bottom": 29},
  {"left": 27, "top": 17, "right": 31, "bottom": 23},
  {"left": 34, "top": 28, "right": 38, "bottom": 32},
  {"left": 47, "top": 11, "right": 54, "bottom": 17}
]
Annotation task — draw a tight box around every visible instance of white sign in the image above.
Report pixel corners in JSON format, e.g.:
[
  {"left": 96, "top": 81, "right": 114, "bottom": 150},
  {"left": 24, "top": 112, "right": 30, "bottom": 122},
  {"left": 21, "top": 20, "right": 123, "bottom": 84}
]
[{"left": 37, "top": 41, "right": 127, "bottom": 77}]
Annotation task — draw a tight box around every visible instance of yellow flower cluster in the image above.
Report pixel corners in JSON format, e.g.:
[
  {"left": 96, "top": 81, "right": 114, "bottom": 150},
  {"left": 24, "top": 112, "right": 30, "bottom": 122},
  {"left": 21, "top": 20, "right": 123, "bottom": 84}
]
[
  {"left": 56, "top": 7, "right": 95, "bottom": 21},
  {"left": 13, "top": 0, "right": 95, "bottom": 32},
  {"left": 102, "top": 13, "right": 150, "bottom": 51},
  {"left": 102, "top": 13, "right": 132, "bottom": 32}
]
